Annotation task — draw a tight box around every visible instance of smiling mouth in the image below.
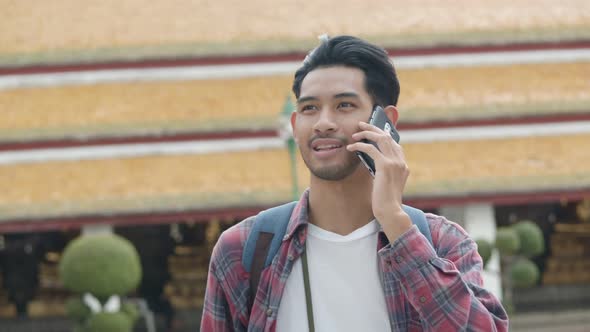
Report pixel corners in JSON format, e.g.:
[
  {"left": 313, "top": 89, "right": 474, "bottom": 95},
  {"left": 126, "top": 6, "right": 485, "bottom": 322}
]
[{"left": 313, "top": 144, "right": 342, "bottom": 151}]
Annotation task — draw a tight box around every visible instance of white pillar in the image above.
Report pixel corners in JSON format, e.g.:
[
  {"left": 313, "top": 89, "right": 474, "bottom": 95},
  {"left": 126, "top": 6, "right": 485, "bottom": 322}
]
[
  {"left": 438, "top": 205, "right": 467, "bottom": 228},
  {"left": 440, "top": 203, "right": 502, "bottom": 300},
  {"left": 81, "top": 223, "right": 113, "bottom": 235}
]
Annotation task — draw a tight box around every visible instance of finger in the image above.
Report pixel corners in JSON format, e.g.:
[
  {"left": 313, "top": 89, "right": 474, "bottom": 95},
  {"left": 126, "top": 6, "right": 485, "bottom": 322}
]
[
  {"left": 352, "top": 130, "right": 391, "bottom": 144},
  {"left": 358, "top": 121, "right": 386, "bottom": 134},
  {"left": 346, "top": 141, "right": 382, "bottom": 160},
  {"left": 352, "top": 130, "right": 401, "bottom": 156}
]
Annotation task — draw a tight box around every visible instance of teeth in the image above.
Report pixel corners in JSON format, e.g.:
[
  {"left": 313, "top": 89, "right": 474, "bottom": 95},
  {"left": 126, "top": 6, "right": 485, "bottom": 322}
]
[{"left": 316, "top": 145, "right": 340, "bottom": 150}]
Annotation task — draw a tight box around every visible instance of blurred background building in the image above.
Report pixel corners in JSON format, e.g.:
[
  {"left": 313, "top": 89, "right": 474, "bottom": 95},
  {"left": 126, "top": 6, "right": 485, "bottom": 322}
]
[{"left": 0, "top": 0, "right": 589, "bottom": 331}]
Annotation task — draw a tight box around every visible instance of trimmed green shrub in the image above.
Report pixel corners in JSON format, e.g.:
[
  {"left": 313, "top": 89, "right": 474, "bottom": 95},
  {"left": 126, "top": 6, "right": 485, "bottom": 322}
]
[
  {"left": 59, "top": 234, "right": 141, "bottom": 300},
  {"left": 86, "top": 312, "right": 134, "bottom": 332},
  {"left": 510, "top": 258, "right": 540, "bottom": 288},
  {"left": 512, "top": 220, "right": 545, "bottom": 257},
  {"left": 65, "top": 298, "right": 91, "bottom": 324},
  {"left": 495, "top": 227, "right": 520, "bottom": 256},
  {"left": 475, "top": 238, "right": 493, "bottom": 268},
  {"left": 59, "top": 234, "right": 142, "bottom": 332},
  {"left": 476, "top": 219, "right": 547, "bottom": 313},
  {"left": 121, "top": 302, "right": 140, "bottom": 323}
]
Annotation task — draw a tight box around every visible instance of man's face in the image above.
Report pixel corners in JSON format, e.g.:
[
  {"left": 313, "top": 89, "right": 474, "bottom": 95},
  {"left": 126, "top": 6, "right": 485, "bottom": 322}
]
[{"left": 291, "top": 66, "right": 374, "bottom": 181}]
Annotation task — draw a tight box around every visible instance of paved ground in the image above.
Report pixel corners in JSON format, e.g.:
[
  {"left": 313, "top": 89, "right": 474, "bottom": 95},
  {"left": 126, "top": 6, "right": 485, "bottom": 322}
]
[{"left": 510, "top": 308, "right": 590, "bottom": 332}]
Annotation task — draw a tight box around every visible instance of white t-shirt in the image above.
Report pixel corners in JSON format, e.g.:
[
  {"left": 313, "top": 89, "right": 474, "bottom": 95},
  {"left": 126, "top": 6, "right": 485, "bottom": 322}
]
[{"left": 276, "top": 220, "right": 391, "bottom": 331}]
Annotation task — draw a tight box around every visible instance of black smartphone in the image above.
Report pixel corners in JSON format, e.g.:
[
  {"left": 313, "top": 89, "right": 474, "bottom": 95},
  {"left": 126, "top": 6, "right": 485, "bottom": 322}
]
[{"left": 356, "top": 105, "right": 400, "bottom": 177}]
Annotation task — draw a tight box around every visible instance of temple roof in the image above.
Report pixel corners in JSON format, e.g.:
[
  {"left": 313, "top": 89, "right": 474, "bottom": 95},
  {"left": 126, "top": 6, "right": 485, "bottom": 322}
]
[
  {"left": 2, "top": 61, "right": 589, "bottom": 143},
  {"left": 1, "top": 0, "right": 589, "bottom": 65},
  {"left": 1, "top": 133, "right": 589, "bottom": 222}
]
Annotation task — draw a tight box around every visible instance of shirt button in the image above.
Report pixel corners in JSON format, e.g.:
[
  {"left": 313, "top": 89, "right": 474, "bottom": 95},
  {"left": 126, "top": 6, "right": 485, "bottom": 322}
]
[
  {"left": 266, "top": 308, "right": 273, "bottom": 316},
  {"left": 287, "top": 255, "right": 294, "bottom": 261},
  {"left": 395, "top": 256, "right": 403, "bottom": 263},
  {"left": 419, "top": 296, "right": 427, "bottom": 303}
]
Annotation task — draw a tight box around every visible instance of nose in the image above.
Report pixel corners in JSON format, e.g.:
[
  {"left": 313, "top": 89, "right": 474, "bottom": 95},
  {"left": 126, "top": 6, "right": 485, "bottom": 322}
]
[{"left": 312, "top": 107, "right": 338, "bottom": 135}]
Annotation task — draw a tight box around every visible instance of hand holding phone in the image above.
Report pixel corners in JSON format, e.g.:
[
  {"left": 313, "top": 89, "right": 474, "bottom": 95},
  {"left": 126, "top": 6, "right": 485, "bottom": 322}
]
[{"left": 356, "top": 105, "right": 400, "bottom": 177}]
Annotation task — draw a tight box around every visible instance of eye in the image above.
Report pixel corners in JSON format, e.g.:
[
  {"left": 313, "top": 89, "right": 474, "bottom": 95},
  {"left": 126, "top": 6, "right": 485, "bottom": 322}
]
[
  {"left": 299, "top": 104, "right": 317, "bottom": 113},
  {"left": 337, "top": 102, "right": 356, "bottom": 110}
]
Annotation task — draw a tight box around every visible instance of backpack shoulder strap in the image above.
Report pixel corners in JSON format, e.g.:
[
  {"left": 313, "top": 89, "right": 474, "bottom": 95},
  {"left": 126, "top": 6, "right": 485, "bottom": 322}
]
[
  {"left": 402, "top": 204, "right": 433, "bottom": 246},
  {"left": 242, "top": 203, "right": 434, "bottom": 270},
  {"left": 242, "top": 201, "right": 297, "bottom": 312},
  {"left": 242, "top": 202, "right": 432, "bottom": 313}
]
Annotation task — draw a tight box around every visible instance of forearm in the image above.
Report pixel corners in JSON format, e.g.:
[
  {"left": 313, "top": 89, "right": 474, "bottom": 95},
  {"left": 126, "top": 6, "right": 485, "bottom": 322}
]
[{"left": 384, "top": 226, "right": 508, "bottom": 332}]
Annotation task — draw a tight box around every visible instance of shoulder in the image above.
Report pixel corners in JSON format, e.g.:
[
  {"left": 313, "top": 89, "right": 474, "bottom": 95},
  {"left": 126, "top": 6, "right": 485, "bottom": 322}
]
[
  {"left": 425, "top": 213, "right": 470, "bottom": 238},
  {"left": 209, "top": 216, "right": 256, "bottom": 278},
  {"left": 425, "top": 213, "right": 476, "bottom": 254}
]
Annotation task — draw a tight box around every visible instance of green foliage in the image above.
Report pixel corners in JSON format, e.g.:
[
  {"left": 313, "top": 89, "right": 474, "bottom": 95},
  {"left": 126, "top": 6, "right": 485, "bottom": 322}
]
[
  {"left": 512, "top": 220, "right": 545, "bottom": 257},
  {"left": 59, "top": 234, "right": 142, "bottom": 299},
  {"left": 121, "top": 302, "right": 140, "bottom": 324},
  {"left": 67, "top": 297, "right": 139, "bottom": 332},
  {"left": 510, "top": 258, "right": 540, "bottom": 288},
  {"left": 66, "top": 297, "right": 91, "bottom": 324},
  {"left": 85, "top": 312, "right": 134, "bottom": 332},
  {"left": 495, "top": 227, "right": 520, "bottom": 256},
  {"left": 476, "top": 220, "right": 547, "bottom": 313},
  {"left": 475, "top": 238, "right": 493, "bottom": 268}
]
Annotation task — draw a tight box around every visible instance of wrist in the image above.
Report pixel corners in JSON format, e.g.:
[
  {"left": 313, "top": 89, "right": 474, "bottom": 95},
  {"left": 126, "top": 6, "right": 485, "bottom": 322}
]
[{"left": 379, "top": 210, "right": 413, "bottom": 243}]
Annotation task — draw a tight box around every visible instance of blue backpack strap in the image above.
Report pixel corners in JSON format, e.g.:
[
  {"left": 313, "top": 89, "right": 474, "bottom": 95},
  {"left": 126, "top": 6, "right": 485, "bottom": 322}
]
[
  {"left": 243, "top": 201, "right": 297, "bottom": 313},
  {"left": 242, "top": 201, "right": 297, "bottom": 272},
  {"left": 243, "top": 202, "right": 433, "bottom": 270},
  {"left": 242, "top": 202, "right": 432, "bottom": 314},
  {"left": 402, "top": 204, "right": 433, "bottom": 246}
]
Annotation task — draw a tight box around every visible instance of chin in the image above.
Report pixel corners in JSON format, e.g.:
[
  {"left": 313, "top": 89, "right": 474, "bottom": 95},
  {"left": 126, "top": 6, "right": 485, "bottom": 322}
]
[{"left": 309, "top": 161, "right": 361, "bottom": 181}]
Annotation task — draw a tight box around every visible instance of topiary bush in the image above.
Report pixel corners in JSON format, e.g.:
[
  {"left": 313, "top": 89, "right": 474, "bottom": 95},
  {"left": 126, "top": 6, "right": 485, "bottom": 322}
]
[
  {"left": 475, "top": 238, "right": 493, "bottom": 268},
  {"left": 510, "top": 258, "right": 540, "bottom": 289},
  {"left": 85, "top": 312, "right": 135, "bottom": 332},
  {"left": 512, "top": 220, "right": 545, "bottom": 257},
  {"left": 495, "top": 227, "right": 520, "bottom": 256},
  {"left": 60, "top": 234, "right": 141, "bottom": 299},
  {"left": 475, "top": 219, "right": 546, "bottom": 313},
  {"left": 59, "top": 234, "right": 142, "bottom": 332}
]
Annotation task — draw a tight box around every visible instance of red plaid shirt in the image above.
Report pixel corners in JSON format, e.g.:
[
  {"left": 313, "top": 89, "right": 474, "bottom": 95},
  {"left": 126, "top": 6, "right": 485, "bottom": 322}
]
[{"left": 201, "top": 189, "right": 508, "bottom": 331}]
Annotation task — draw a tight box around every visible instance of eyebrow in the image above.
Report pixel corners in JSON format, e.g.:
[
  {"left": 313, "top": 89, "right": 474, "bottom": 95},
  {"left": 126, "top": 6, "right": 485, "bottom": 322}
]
[
  {"left": 296, "top": 92, "right": 361, "bottom": 104},
  {"left": 296, "top": 96, "right": 318, "bottom": 104},
  {"left": 334, "top": 92, "right": 361, "bottom": 100}
]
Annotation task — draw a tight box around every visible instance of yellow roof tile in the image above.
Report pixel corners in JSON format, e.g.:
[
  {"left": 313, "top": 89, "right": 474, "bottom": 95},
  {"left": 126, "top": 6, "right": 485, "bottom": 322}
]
[
  {"left": 2, "top": 62, "right": 589, "bottom": 142},
  {"left": 1, "top": 0, "right": 589, "bottom": 63},
  {"left": 1, "top": 133, "right": 589, "bottom": 220}
]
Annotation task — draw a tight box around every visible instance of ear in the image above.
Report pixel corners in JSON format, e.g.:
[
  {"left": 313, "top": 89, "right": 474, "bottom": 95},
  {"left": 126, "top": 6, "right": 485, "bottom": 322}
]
[
  {"left": 383, "top": 105, "right": 399, "bottom": 126},
  {"left": 290, "top": 111, "right": 298, "bottom": 144}
]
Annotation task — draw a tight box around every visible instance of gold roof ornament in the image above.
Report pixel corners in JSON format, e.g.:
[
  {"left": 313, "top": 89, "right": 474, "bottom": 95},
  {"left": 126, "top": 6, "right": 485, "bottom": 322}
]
[{"left": 576, "top": 199, "right": 590, "bottom": 223}]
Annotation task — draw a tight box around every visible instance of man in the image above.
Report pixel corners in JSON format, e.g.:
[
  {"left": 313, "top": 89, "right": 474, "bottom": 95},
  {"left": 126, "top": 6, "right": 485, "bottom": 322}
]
[{"left": 201, "top": 35, "right": 508, "bottom": 331}]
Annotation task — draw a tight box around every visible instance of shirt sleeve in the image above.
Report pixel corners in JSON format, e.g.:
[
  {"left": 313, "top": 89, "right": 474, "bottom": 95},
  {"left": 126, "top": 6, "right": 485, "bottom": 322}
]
[
  {"left": 383, "top": 215, "right": 509, "bottom": 332},
  {"left": 200, "top": 251, "right": 235, "bottom": 332}
]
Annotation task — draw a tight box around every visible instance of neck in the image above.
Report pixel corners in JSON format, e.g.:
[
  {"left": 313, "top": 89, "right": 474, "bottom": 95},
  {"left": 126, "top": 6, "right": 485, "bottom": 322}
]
[{"left": 308, "top": 166, "right": 374, "bottom": 235}]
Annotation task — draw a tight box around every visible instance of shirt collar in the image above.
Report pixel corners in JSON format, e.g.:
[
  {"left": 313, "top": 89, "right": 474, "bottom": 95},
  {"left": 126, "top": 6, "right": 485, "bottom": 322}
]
[
  {"left": 283, "top": 188, "right": 312, "bottom": 242},
  {"left": 283, "top": 188, "right": 390, "bottom": 249}
]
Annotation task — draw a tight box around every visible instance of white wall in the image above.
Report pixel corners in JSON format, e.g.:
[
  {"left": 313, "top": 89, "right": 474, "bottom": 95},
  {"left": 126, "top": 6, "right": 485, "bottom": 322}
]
[{"left": 81, "top": 223, "right": 113, "bottom": 235}]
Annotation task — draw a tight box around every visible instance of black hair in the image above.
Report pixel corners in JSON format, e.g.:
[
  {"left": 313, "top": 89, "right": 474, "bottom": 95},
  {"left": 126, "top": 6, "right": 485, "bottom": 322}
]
[{"left": 292, "top": 35, "right": 400, "bottom": 106}]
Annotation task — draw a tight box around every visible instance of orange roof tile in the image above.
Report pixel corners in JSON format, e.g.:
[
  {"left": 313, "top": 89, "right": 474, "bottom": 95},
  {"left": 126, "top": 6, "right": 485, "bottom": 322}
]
[
  {"left": 1, "top": 133, "right": 589, "bottom": 221},
  {"left": 2, "top": 62, "right": 589, "bottom": 142},
  {"left": 1, "top": 0, "right": 589, "bottom": 64}
]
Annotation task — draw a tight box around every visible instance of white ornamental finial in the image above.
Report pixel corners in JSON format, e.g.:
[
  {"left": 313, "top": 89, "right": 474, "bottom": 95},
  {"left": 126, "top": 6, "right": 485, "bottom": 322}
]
[
  {"left": 83, "top": 293, "right": 102, "bottom": 314},
  {"left": 104, "top": 295, "right": 121, "bottom": 313},
  {"left": 83, "top": 293, "right": 122, "bottom": 313}
]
